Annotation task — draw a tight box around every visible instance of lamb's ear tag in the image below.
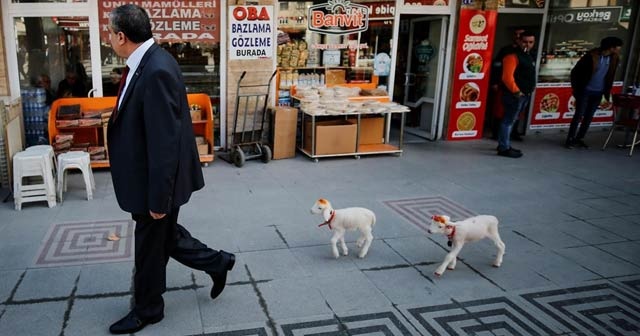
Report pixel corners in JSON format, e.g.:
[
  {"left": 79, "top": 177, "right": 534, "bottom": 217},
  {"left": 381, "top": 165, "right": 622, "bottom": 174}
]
[{"left": 447, "top": 240, "right": 452, "bottom": 247}]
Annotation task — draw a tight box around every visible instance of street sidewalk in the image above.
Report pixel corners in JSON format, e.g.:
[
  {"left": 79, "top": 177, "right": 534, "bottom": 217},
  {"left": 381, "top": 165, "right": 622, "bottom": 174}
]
[{"left": 1, "top": 131, "right": 639, "bottom": 336}]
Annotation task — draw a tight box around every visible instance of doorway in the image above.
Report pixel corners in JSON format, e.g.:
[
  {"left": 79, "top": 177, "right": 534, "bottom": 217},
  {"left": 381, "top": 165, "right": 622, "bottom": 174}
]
[{"left": 393, "top": 15, "right": 448, "bottom": 141}]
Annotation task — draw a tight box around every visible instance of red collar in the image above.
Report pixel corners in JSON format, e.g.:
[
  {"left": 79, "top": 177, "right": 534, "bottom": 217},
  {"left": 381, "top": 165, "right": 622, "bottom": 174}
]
[
  {"left": 318, "top": 210, "right": 335, "bottom": 230},
  {"left": 446, "top": 224, "right": 456, "bottom": 241}
]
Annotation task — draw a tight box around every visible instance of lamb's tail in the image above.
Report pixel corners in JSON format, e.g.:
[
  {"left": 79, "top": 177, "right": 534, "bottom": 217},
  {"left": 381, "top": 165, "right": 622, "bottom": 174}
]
[{"left": 371, "top": 212, "right": 377, "bottom": 227}]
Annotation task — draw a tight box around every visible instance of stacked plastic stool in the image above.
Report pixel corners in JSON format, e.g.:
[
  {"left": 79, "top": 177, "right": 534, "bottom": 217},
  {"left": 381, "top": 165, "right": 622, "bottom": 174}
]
[
  {"left": 57, "top": 151, "right": 95, "bottom": 202},
  {"left": 13, "top": 149, "right": 57, "bottom": 210},
  {"left": 26, "top": 145, "right": 57, "bottom": 179}
]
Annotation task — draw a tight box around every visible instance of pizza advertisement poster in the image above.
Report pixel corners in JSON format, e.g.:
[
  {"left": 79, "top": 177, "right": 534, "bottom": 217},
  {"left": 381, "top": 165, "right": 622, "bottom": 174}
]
[
  {"left": 446, "top": 8, "right": 497, "bottom": 140},
  {"left": 529, "top": 82, "right": 623, "bottom": 129}
]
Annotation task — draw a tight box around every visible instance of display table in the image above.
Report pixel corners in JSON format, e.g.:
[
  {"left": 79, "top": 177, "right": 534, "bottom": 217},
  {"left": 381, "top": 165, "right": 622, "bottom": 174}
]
[
  {"left": 48, "top": 94, "right": 215, "bottom": 168},
  {"left": 294, "top": 95, "right": 409, "bottom": 162}
]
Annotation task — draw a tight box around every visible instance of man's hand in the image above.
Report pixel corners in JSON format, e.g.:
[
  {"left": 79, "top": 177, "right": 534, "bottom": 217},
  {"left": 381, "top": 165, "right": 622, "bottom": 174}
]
[{"left": 150, "top": 211, "right": 166, "bottom": 219}]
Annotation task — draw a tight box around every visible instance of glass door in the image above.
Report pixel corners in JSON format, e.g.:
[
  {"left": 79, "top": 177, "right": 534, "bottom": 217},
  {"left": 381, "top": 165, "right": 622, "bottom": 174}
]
[{"left": 395, "top": 15, "right": 448, "bottom": 140}]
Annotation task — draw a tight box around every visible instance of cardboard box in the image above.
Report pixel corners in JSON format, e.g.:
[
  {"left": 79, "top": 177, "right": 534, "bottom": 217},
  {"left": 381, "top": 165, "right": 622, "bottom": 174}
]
[
  {"left": 190, "top": 109, "right": 202, "bottom": 121},
  {"left": 304, "top": 119, "right": 357, "bottom": 155},
  {"left": 197, "top": 142, "right": 209, "bottom": 156},
  {"left": 270, "top": 107, "right": 298, "bottom": 159},
  {"left": 347, "top": 116, "right": 385, "bottom": 145},
  {"left": 325, "top": 69, "right": 346, "bottom": 86}
]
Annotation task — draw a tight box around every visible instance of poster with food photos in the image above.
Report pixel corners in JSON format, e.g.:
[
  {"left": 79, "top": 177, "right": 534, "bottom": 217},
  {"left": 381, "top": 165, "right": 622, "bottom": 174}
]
[
  {"left": 529, "top": 82, "right": 622, "bottom": 129},
  {"left": 446, "top": 8, "right": 497, "bottom": 140}
]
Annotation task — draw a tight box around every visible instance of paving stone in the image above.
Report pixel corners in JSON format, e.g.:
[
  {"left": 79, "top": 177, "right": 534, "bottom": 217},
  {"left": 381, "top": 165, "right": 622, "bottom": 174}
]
[
  {"left": 64, "top": 296, "right": 131, "bottom": 336},
  {"left": 137, "top": 290, "right": 203, "bottom": 336},
  {"left": 558, "top": 220, "right": 628, "bottom": 245},
  {"left": 290, "top": 245, "right": 360, "bottom": 276},
  {"left": 241, "top": 249, "right": 310, "bottom": 281},
  {"left": 363, "top": 267, "right": 450, "bottom": 305},
  {"left": 308, "top": 270, "right": 391, "bottom": 314},
  {"left": 257, "top": 278, "right": 332, "bottom": 320},
  {"left": 556, "top": 245, "right": 640, "bottom": 278},
  {"left": 198, "top": 283, "right": 267, "bottom": 330},
  {"left": 76, "top": 262, "right": 133, "bottom": 296},
  {"left": 13, "top": 266, "right": 81, "bottom": 301},
  {"left": 0, "top": 270, "right": 22, "bottom": 303},
  {"left": 596, "top": 241, "right": 640, "bottom": 266},
  {"left": 0, "top": 301, "right": 66, "bottom": 335}
]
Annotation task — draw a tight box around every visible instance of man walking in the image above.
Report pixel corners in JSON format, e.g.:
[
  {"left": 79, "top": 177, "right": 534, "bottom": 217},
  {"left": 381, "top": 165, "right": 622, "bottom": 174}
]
[
  {"left": 497, "top": 30, "right": 537, "bottom": 158},
  {"left": 565, "top": 36, "right": 623, "bottom": 149},
  {"left": 106, "top": 5, "right": 235, "bottom": 334}
]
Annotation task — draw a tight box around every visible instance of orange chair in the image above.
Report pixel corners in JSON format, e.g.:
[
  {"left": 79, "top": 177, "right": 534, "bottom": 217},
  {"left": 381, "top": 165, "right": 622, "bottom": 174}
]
[{"left": 602, "top": 94, "right": 640, "bottom": 157}]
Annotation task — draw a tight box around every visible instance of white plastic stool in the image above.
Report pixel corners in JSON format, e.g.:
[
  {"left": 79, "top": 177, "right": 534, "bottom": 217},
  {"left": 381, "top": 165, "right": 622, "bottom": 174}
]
[
  {"left": 13, "top": 150, "right": 57, "bottom": 210},
  {"left": 57, "top": 151, "right": 95, "bottom": 202},
  {"left": 26, "top": 145, "right": 57, "bottom": 179}
]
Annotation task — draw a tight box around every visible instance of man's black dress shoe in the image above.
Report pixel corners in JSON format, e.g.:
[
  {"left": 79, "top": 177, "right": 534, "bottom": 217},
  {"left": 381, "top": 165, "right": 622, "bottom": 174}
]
[
  {"left": 109, "top": 310, "right": 163, "bottom": 334},
  {"left": 208, "top": 251, "right": 236, "bottom": 299}
]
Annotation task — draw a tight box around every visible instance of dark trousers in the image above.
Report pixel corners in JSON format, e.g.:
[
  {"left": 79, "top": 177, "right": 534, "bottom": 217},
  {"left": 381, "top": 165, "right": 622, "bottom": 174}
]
[
  {"left": 567, "top": 91, "right": 603, "bottom": 141},
  {"left": 132, "top": 208, "right": 228, "bottom": 318}
]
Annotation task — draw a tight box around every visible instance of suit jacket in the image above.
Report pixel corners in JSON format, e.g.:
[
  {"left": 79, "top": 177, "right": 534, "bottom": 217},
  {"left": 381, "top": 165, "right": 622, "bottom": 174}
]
[{"left": 107, "top": 43, "right": 204, "bottom": 214}]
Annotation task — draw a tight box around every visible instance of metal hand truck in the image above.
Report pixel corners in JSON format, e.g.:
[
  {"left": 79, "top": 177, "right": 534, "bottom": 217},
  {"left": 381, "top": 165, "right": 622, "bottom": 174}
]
[{"left": 220, "top": 70, "right": 277, "bottom": 167}]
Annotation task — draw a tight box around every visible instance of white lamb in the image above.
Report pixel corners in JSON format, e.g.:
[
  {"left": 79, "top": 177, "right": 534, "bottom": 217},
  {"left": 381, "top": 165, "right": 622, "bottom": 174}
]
[
  {"left": 310, "top": 198, "right": 376, "bottom": 258},
  {"left": 427, "top": 214, "right": 505, "bottom": 277}
]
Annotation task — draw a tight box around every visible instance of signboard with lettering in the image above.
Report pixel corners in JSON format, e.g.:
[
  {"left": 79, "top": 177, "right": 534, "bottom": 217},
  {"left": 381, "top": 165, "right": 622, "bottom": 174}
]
[
  {"left": 528, "top": 83, "right": 622, "bottom": 129},
  {"left": 229, "top": 6, "right": 274, "bottom": 59},
  {"left": 307, "top": 0, "right": 369, "bottom": 35},
  {"left": 446, "top": 8, "right": 497, "bottom": 140},
  {"left": 547, "top": 7, "right": 623, "bottom": 25},
  {"left": 98, "top": 1, "right": 220, "bottom": 43}
]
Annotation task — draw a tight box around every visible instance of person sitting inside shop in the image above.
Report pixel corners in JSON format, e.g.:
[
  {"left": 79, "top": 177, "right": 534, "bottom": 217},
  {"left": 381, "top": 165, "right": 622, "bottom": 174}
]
[{"left": 57, "top": 68, "right": 88, "bottom": 98}]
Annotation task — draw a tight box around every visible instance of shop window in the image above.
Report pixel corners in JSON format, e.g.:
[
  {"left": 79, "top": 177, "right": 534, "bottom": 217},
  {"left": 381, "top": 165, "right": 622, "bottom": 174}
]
[
  {"left": 276, "top": 0, "right": 395, "bottom": 105},
  {"left": 539, "top": 0, "right": 635, "bottom": 83},
  {"left": 98, "top": 1, "right": 222, "bottom": 146},
  {"left": 14, "top": 16, "right": 92, "bottom": 101}
]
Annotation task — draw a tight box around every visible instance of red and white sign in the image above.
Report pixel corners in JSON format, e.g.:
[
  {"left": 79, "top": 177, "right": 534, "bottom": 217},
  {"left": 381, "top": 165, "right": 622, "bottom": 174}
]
[
  {"left": 308, "top": 0, "right": 369, "bottom": 35},
  {"left": 98, "top": 1, "right": 220, "bottom": 43},
  {"left": 229, "top": 6, "right": 274, "bottom": 59},
  {"left": 529, "top": 82, "right": 623, "bottom": 129},
  {"left": 446, "top": 8, "right": 497, "bottom": 140}
]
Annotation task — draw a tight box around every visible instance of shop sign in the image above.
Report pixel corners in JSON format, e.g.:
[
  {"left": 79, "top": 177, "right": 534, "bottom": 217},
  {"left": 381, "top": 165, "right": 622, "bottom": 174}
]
[
  {"left": 367, "top": 1, "right": 395, "bottom": 19},
  {"left": 229, "top": 6, "right": 274, "bottom": 59},
  {"left": 308, "top": 0, "right": 369, "bottom": 35},
  {"left": 529, "top": 82, "right": 622, "bottom": 130},
  {"left": 98, "top": 1, "right": 220, "bottom": 43},
  {"left": 547, "top": 7, "right": 623, "bottom": 25},
  {"left": 446, "top": 8, "right": 497, "bottom": 140}
]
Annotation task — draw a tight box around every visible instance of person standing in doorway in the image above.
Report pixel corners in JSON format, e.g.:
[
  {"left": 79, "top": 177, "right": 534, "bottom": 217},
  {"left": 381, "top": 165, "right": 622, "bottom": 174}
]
[
  {"left": 497, "top": 30, "right": 537, "bottom": 158},
  {"left": 489, "top": 27, "right": 525, "bottom": 140},
  {"left": 106, "top": 5, "right": 235, "bottom": 334},
  {"left": 565, "top": 36, "right": 623, "bottom": 149}
]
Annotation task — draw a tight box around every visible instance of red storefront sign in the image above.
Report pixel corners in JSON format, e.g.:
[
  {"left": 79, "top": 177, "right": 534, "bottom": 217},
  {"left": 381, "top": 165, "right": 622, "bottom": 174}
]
[
  {"left": 529, "top": 82, "right": 623, "bottom": 129},
  {"left": 98, "top": 1, "right": 220, "bottom": 43},
  {"left": 446, "top": 8, "right": 497, "bottom": 140}
]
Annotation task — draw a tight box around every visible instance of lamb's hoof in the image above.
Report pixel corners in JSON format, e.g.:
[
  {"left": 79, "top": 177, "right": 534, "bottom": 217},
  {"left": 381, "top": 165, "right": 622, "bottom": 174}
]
[
  {"left": 358, "top": 253, "right": 366, "bottom": 259},
  {"left": 447, "top": 266, "right": 455, "bottom": 270},
  {"left": 434, "top": 272, "right": 442, "bottom": 277},
  {"left": 342, "top": 251, "right": 349, "bottom": 256},
  {"left": 492, "top": 263, "right": 501, "bottom": 268}
]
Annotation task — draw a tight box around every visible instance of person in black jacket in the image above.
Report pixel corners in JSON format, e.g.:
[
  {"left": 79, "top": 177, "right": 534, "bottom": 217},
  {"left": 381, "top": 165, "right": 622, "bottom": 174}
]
[
  {"left": 497, "top": 31, "right": 537, "bottom": 158},
  {"left": 565, "top": 36, "right": 622, "bottom": 149},
  {"left": 106, "top": 5, "right": 235, "bottom": 334}
]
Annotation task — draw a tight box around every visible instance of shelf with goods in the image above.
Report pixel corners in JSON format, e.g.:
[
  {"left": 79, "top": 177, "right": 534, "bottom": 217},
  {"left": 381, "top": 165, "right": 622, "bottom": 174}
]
[
  {"left": 292, "top": 92, "right": 409, "bottom": 162},
  {"left": 48, "top": 93, "right": 215, "bottom": 168}
]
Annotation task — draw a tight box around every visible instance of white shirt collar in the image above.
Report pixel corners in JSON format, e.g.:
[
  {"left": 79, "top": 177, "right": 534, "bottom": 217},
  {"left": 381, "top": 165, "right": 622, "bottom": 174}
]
[{"left": 118, "top": 38, "right": 155, "bottom": 108}]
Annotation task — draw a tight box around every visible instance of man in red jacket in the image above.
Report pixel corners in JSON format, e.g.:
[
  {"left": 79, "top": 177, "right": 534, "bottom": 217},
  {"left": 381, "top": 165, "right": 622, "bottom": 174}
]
[{"left": 565, "top": 36, "right": 623, "bottom": 149}]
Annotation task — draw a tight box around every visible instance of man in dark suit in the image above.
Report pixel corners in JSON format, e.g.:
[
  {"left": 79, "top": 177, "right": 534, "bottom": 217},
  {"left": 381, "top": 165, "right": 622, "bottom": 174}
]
[{"left": 106, "top": 5, "right": 235, "bottom": 334}]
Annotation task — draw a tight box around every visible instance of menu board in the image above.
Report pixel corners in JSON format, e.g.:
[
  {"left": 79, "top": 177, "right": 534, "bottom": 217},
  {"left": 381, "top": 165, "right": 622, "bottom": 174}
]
[
  {"left": 529, "top": 82, "right": 623, "bottom": 129},
  {"left": 446, "top": 8, "right": 497, "bottom": 140}
]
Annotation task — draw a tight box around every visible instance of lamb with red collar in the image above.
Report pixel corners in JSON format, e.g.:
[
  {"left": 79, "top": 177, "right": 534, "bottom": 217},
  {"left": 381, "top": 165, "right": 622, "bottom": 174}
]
[
  {"left": 428, "top": 214, "right": 505, "bottom": 277},
  {"left": 311, "top": 198, "right": 376, "bottom": 259}
]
